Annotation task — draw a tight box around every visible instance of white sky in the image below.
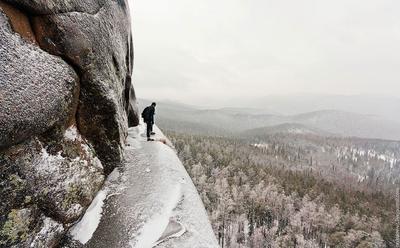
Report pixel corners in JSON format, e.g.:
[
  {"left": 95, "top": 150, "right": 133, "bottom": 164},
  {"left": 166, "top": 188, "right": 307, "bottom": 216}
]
[{"left": 130, "top": 0, "right": 400, "bottom": 106}]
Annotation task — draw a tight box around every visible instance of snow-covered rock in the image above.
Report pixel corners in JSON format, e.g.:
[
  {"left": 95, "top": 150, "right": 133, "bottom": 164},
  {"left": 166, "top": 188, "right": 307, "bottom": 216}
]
[
  {"left": 69, "top": 124, "right": 219, "bottom": 248},
  {"left": 0, "top": 127, "right": 104, "bottom": 247},
  {"left": 0, "top": 0, "right": 137, "bottom": 246}
]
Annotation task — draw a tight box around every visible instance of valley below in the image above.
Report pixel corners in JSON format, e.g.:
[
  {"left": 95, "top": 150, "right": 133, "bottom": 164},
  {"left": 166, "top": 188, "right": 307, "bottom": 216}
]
[{"left": 153, "top": 99, "right": 400, "bottom": 247}]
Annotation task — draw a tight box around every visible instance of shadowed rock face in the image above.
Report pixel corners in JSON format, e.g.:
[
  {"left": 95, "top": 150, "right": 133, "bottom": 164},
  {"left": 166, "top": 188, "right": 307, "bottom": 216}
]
[
  {"left": 0, "top": 1, "right": 36, "bottom": 43},
  {"left": 5, "top": 0, "right": 106, "bottom": 15},
  {"left": 29, "top": 0, "right": 138, "bottom": 172},
  {"left": 0, "top": 0, "right": 137, "bottom": 246}
]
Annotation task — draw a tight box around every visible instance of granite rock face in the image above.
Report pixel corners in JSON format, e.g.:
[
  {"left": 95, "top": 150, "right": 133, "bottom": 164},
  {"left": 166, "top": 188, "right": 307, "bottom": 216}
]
[
  {"left": 5, "top": 0, "right": 106, "bottom": 15},
  {"left": 0, "top": 0, "right": 137, "bottom": 246},
  {"left": 30, "top": 0, "right": 138, "bottom": 172},
  {"left": 0, "top": 10, "right": 79, "bottom": 149}
]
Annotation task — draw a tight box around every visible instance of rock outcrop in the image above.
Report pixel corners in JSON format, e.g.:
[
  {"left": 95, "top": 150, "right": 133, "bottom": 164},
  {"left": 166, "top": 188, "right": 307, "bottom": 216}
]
[
  {"left": 0, "top": 9, "right": 78, "bottom": 149},
  {"left": 0, "top": 0, "right": 137, "bottom": 246},
  {"left": 30, "top": 0, "right": 138, "bottom": 172}
]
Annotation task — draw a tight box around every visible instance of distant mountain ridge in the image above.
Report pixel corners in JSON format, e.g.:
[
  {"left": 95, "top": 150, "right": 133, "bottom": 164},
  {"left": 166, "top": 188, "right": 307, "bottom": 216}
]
[
  {"left": 139, "top": 98, "right": 400, "bottom": 141},
  {"left": 244, "top": 94, "right": 400, "bottom": 122}
]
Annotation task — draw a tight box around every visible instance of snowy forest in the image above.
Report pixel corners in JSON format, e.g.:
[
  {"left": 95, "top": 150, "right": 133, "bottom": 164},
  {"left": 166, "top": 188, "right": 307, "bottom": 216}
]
[{"left": 166, "top": 131, "right": 398, "bottom": 248}]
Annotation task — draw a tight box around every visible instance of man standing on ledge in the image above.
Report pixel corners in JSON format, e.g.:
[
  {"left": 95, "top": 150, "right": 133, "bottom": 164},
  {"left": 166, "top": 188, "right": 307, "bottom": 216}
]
[{"left": 142, "top": 102, "right": 156, "bottom": 141}]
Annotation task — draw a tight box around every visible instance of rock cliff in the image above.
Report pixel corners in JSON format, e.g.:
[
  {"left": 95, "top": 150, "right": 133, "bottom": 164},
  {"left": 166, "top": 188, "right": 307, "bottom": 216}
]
[{"left": 0, "top": 0, "right": 137, "bottom": 246}]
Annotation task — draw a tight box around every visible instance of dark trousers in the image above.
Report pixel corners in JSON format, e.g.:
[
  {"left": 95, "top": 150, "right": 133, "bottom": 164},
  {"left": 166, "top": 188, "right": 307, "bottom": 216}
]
[{"left": 146, "top": 122, "right": 153, "bottom": 138}]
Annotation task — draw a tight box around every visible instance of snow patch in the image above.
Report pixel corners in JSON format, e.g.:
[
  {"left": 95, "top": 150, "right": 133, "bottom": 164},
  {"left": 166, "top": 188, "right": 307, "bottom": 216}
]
[
  {"left": 357, "top": 175, "right": 367, "bottom": 183},
  {"left": 107, "top": 168, "right": 121, "bottom": 182},
  {"left": 30, "top": 218, "right": 64, "bottom": 247},
  {"left": 253, "top": 143, "right": 269, "bottom": 149},
  {"left": 70, "top": 190, "right": 108, "bottom": 244},
  {"left": 64, "top": 126, "right": 79, "bottom": 141},
  {"left": 36, "top": 148, "right": 64, "bottom": 173}
]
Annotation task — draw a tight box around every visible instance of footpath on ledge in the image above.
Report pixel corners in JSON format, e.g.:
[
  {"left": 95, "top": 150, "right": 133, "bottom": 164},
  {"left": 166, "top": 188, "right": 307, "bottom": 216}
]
[{"left": 67, "top": 123, "right": 218, "bottom": 248}]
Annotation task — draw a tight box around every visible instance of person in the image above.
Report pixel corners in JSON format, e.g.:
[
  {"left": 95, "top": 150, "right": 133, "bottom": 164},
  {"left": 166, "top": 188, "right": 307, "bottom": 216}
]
[{"left": 141, "top": 102, "right": 156, "bottom": 141}]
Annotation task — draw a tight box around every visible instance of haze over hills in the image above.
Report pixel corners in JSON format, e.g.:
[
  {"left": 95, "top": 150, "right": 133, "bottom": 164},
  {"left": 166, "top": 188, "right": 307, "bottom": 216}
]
[
  {"left": 225, "top": 94, "right": 400, "bottom": 122},
  {"left": 158, "top": 95, "right": 400, "bottom": 247},
  {"left": 139, "top": 97, "right": 400, "bottom": 141}
]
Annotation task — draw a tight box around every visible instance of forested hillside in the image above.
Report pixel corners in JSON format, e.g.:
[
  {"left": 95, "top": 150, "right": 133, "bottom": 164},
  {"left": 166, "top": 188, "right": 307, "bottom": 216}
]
[{"left": 166, "top": 131, "right": 397, "bottom": 247}]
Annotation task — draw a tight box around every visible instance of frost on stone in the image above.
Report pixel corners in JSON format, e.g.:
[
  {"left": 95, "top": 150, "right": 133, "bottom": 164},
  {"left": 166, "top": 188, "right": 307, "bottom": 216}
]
[
  {"left": 64, "top": 126, "right": 79, "bottom": 141},
  {"left": 11, "top": 129, "right": 105, "bottom": 224},
  {"left": 65, "top": 204, "right": 84, "bottom": 219},
  {"left": 30, "top": 217, "right": 64, "bottom": 248},
  {"left": 0, "top": 10, "right": 78, "bottom": 148}
]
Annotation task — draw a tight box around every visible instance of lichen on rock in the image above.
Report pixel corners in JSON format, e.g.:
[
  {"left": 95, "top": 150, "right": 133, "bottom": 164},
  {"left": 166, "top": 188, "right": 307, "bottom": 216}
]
[
  {"left": 0, "top": 207, "right": 64, "bottom": 248},
  {"left": 0, "top": 127, "right": 105, "bottom": 246},
  {"left": 0, "top": 208, "right": 33, "bottom": 245}
]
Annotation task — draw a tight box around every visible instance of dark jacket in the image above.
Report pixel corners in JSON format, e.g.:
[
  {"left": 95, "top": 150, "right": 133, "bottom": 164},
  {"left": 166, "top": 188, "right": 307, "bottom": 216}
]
[{"left": 142, "top": 106, "right": 155, "bottom": 123}]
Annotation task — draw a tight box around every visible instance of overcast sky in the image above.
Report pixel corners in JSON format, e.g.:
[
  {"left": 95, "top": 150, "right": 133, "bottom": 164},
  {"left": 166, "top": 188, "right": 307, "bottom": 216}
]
[{"left": 130, "top": 0, "right": 400, "bottom": 106}]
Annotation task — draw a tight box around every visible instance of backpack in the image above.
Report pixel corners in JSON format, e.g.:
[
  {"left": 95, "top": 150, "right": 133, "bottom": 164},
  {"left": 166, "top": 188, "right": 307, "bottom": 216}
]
[{"left": 141, "top": 106, "right": 150, "bottom": 121}]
